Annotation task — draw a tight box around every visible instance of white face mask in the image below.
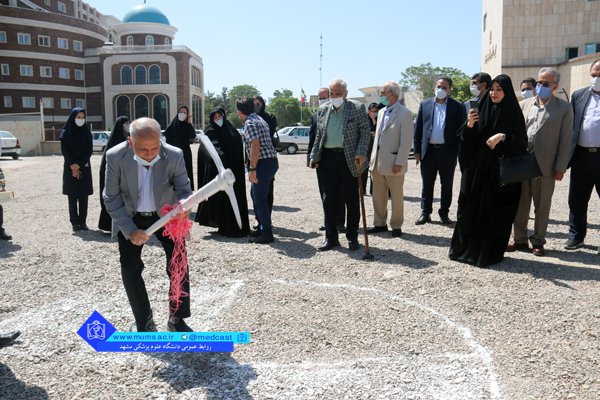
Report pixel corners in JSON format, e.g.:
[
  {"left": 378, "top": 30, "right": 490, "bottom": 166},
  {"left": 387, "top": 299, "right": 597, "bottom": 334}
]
[
  {"left": 134, "top": 153, "right": 161, "bottom": 167},
  {"left": 521, "top": 89, "right": 534, "bottom": 99},
  {"left": 122, "top": 124, "right": 130, "bottom": 134},
  {"left": 215, "top": 119, "right": 224, "bottom": 127},
  {"left": 318, "top": 98, "right": 330, "bottom": 106},
  {"left": 178, "top": 112, "right": 187, "bottom": 122},
  {"left": 75, "top": 118, "right": 86, "bottom": 127},
  {"left": 435, "top": 88, "right": 448, "bottom": 100},
  {"left": 591, "top": 76, "right": 600, "bottom": 91},
  {"left": 330, "top": 97, "right": 344, "bottom": 108},
  {"left": 470, "top": 84, "right": 481, "bottom": 97}
]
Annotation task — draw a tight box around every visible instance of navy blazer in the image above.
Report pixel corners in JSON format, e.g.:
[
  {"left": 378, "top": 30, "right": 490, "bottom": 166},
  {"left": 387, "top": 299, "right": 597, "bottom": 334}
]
[
  {"left": 570, "top": 87, "right": 594, "bottom": 157},
  {"left": 413, "top": 97, "right": 466, "bottom": 159}
]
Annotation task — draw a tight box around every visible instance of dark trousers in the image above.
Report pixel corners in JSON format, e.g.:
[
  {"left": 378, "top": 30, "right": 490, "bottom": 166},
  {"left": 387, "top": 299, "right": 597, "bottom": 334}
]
[
  {"left": 0, "top": 204, "right": 4, "bottom": 228},
  {"left": 319, "top": 149, "right": 359, "bottom": 241},
  {"left": 316, "top": 167, "right": 345, "bottom": 228},
  {"left": 251, "top": 158, "right": 279, "bottom": 236},
  {"left": 118, "top": 213, "right": 191, "bottom": 328},
  {"left": 419, "top": 146, "right": 457, "bottom": 217},
  {"left": 568, "top": 148, "right": 600, "bottom": 241},
  {"left": 68, "top": 195, "right": 88, "bottom": 226},
  {"left": 253, "top": 176, "right": 275, "bottom": 225}
]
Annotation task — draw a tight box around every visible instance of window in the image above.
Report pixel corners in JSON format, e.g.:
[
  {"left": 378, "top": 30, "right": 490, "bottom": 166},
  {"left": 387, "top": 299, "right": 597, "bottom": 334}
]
[
  {"left": 164, "top": 37, "right": 170, "bottom": 45},
  {"left": 57, "top": 38, "right": 68, "bottom": 49},
  {"left": 0, "top": 31, "right": 7, "bottom": 43},
  {"left": 584, "top": 43, "right": 600, "bottom": 55},
  {"left": 76, "top": 99, "right": 85, "bottom": 108},
  {"left": 44, "top": 0, "right": 51, "bottom": 5},
  {"left": 42, "top": 97, "right": 54, "bottom": 108},
  {"left": 148, "top": 65, "right": 160, "bottom": 84},
  {"left": 152, "top": 94, "right": 168, "bottom": 129},
  {"left": 60, "top": 98, "right": 71, "bottom": 109},
  {"left": 116, "top": 95, "right": 131, "bottom": 118},
  {"left": 22, "top": 97, "right": 36, "bottom": 108},
  {"left": 57, "top": 1, "right": 66, "bottom": 13},
  {"left": 120, "top": 65, "right": 132, "bottom": 85},
  {"left": 134, "top": 65, "right": 146, "bottom": 85},
  {"left": 73, "top": 40, "right": 83, "bottom": 52},
  {"left": 59, "top": 68, "right": 70, "bottom": 79},
  {"left": 145, "top": 35, "right": 154, "bottom": 46},
  {"left": 1, "top": 64, "right": 9, "bottom": 76},
  {"left": 40, "top": 66, "right": 52, "bottom": 77},
  {"left": 134, "top": 95, "right": 148, "bottom": 119},
  {"left": 566, "top": 47, "right": 579, "bottom": 59},
  {"left": 74, "top": 69, "right": 84, "bottom": 80},
  {"left": 126, "top": 36, "right": 133, "bottom": 46},
  {"left": 191, "top": 67, "right": 202, "bottom": 87},
  {"left": 20, "top": 65, "right": 33, "bottom": 76},
  {"left": 18, "top": 33, "right": 31, "bottom": 45},
  {"left": 4, "top": 96, "right": 12, "bottom": 108},
  {"left": 483, "top": 13, "right": 487, "bottom": 32},
  {"left": 38, "top": 35, "right": 50, "bottom": 47}
]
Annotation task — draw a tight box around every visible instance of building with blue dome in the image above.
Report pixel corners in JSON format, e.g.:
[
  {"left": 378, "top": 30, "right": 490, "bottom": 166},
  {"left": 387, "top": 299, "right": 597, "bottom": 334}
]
[{"left": 122, "top": 5, "right": 171, "bottom": 25}]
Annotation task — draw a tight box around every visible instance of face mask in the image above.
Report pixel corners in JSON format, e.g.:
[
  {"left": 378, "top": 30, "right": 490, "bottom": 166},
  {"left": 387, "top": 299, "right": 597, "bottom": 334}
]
[
  {"left": 435, "top": 88, "right": 447, "bottom": 100},
  {"left": 122, "top": 124, "right": 130, "bottom": 134},
  {"left": 379, "top": 96, "right": 389, "bottom": 106},
  {"left": 134, "top": 153, "right": 161, "bottom": 167},
  {"left": 521, "top": 90, "right": 534, "bottom": 99},
  {"left": 470, "top": 84, "right": 481, "bottom": 97},
  {"left": 330, "top": 97, "right": 344, "bottom": 108},
  {"left": 178, "top": 112, "right": 187, "bottom": 122},
  {"left": 75, "top": 118, "right": 85, "bottom": 127},
  {"left": 591, "top": 76, "right": 600, "bottom": 91},
  {"left": 318, "top": 99, "right": 329, "bottom": 106},
  {"left": 536, "top": 84, "right": 553, "bottom": 99},
  {"left": 215, "top": 119, "right": 224, "bottom": 127}
]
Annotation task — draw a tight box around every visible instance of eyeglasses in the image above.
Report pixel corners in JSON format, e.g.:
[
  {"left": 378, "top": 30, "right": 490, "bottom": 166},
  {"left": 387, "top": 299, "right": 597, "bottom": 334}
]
[{"left": 536, "top": 80, "right": 555, "bottom": 87}]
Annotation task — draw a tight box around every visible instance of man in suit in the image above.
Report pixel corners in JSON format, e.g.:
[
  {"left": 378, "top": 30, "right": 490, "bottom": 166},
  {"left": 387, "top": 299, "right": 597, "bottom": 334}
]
[
  {"left": 565, "top": 59, "right": 600, "bottom": 252},
  {"left": 414, "top": 77, "right": 466, "bottom": 225},
  {"left": 104, "top": 117, "right": 193, "bottom": 332},
  {"left": 464, "top": 72, "right": 491, "bottom": 114},
  {"left": 507, "top": 67, "right": 573, "bottom": 256},
  {"left": 368, "top": 81, "right": 413, "bottom": 237},
  {"left": 309, "top": 78, "right": 371, "bottom": 251}
]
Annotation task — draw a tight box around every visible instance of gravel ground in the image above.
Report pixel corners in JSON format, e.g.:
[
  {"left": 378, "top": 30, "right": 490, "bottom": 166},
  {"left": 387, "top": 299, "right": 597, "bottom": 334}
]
[{"left": 0, "top": 146, "right": 599, "bottom": 400}]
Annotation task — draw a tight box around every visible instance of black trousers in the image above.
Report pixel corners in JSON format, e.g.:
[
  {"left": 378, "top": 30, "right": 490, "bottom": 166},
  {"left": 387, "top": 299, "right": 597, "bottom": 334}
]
[
  {"left": 253, "top": 179, "right": 275, "bottom": 225},
  {"left": 68, "top": 195, "right": 88, "bottom": 226},
  {"left": 568, "top": 147, "right": 600, "bottom": 241},
  {"left": 419, "top": 146, "right": 457, "bottom": 217},
  {"left": 0, "top": 204, "right": 4, "bottom": 228},
  {"left": 319, "top": 149, "right": 359, "bottom": 241},
  {"left": 118, "top": 214, "right": 191, "bottom": 328},
  {"left": 316, "top": 166, "right": 345, "bottom": 227}
]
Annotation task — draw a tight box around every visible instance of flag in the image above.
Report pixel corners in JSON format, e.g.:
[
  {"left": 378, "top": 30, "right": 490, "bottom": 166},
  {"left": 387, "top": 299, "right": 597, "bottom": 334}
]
[{"left": 300, "top": 88, "right": 306, "bottom": 106}]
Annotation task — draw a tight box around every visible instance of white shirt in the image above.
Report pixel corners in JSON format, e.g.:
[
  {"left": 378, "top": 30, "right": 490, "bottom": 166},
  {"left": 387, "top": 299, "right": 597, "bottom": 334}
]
[
  {"left": 430, "top": 101, "right": 447, "bottom": 144},
  {"left": 136, "top": 163, "right": 156, "bottom": 212},
  {"left": 578, "top": 89, "right": 600, "bottom": 147}
]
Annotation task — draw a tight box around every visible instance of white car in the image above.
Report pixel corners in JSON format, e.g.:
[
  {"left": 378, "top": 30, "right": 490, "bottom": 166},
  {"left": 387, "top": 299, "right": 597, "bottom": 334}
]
[
  {"left": 276, "top": 126, "right": 310, "bottom": 154},
  {"left": 0, "top": 130, "right": 21, "bottom": 160},
  {"left": 92, "top": 131, "right": 110, "bottom": 152}
]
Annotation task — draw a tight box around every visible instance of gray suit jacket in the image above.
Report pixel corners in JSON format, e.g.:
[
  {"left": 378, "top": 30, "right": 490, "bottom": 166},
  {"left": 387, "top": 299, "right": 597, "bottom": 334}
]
[
  {"left": 103, "top": 141, "right": 192, "bottom": 239},
  {"left": 520, "top": 96, "right": 573, "bottom": 177},
  {"left": 309, "top": 99, "right": 371, "bottom": 177}
]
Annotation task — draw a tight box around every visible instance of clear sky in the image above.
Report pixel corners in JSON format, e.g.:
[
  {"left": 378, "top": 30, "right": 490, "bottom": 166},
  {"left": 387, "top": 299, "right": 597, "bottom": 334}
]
[{"left": 89, "top": 0, "right": 483, "bottom": 99}]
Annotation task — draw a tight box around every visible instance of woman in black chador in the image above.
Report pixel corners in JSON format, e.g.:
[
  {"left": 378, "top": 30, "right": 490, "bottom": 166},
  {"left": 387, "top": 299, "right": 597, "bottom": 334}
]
[
  {"left": 449, "top": 74, "right": 527, "bottom": 268},
  {"left": 60, "top": 107, "right": 93, "bottom": 231},
  {"left": 195, "top": 108, "right": 250, "bottom": 237},
  {"left": 98, "top": 115, "right": 130, "bottom": 232},
  {"left": 164, "top": 105, "right": 196, "bottom": 190}
]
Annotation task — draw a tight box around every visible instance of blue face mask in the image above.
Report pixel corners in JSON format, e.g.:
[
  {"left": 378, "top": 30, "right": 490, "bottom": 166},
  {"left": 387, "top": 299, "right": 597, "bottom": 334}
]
[
  {"left": 536, "top": 84, "right": 553, "bottom": 99},
  {"left": 134, "top": 153, "right": 161, "bottom": 167},
  {"left": 380, "top": 96, "right": 389, "bottom": 106}
]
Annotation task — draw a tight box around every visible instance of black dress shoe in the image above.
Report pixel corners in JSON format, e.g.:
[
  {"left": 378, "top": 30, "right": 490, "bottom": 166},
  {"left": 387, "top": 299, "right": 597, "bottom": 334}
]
[
  {"left": 319, "top": 226, "right": 326, "bottom": 231},
  {"left": 415, "top": 214, "right": 431, "bottom": 225},
  {"left": 167, "top": 317, "right": 193, "bottom": 332},
  {"left": 391, "top": 229, "right": 402, "bottom": 237},
  {"left": 317, "top": 239, "right": 340, "bottom": 251},
  {"left": 131, "top": 318, "right": 158, "bottom": 332},
  {"left": 368, "top": 226, "right": 388, "bottom": 233},
  {"left": 79, "top": 224, "right": 89, "bottom": 231},
  {"left": 249, "top": 234, "right": 274, "bottom": 244},
  {"left": 348, "top": 239, "right": 359, "bottom": 251},
  {"left": 0, "top": 228, "right": 12, "bottom": 240},
  {"left": 0, "top": 331, "right": 20, "bottom": 348},
  {"left": 439, "top": 215, "right": 453, "bottom": 225},
  {"left": 249, "top": 228, "right": 261, "bottom": 237},
  {"left": 72, "top": 224, "right": 81, "bottom": 231}
]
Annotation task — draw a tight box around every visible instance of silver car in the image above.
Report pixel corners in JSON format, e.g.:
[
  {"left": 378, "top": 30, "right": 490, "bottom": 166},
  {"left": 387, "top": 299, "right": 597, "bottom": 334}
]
[
  {"left": 0, "top": 130, "right": 21, "bottom": 160},
  {"left": 92, "top": 131, "right": 110, "bottom": 152}
]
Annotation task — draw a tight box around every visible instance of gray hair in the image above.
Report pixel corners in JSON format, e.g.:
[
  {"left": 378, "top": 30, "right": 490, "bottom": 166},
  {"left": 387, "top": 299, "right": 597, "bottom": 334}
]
[
  {"left": 539, "top": 67, "right": 560, "bottom": 83},
  {"left": 382, "top": 81, "right": 401, "bottom": 97},
  {"left": 329, "top": 79, "right": 347, "bottom": 90},
  {"left": 130, "top": 117, "right": 161, "bottom": 140}
]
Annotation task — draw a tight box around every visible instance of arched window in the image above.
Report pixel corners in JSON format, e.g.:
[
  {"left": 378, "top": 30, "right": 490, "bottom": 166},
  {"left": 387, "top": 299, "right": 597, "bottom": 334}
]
[
  {"left": 148, "top": 65, "right": 160, "bottom": 84},
  {"left": 115, "top": 95, "right": 131, "bottom": 119},
  {"left": 164, "top": 37, "right": 171, "bottom": 46},
  {"left": 126, "top": 35, "right": 133, "bottom": 46},
  {"left": 134, "top": 65, "right": 146, "bottom": 85},
  {"left": 134, "top": 95, "right": 148, "bottom": 119},
  {"left": 120, "top": 65, "right": 132, "bottom": 85},
  {"left": 145, "top": 35, "right": 154, "bottom": 46},
  {"left": 108, "top": 33, "right": 114, "bottom": 43},
  {"left": 192, "top": 95, "right": 202, "bottom": 128},
  {"left": 152, "top": 94, "right": 168, "bottom": 129}
]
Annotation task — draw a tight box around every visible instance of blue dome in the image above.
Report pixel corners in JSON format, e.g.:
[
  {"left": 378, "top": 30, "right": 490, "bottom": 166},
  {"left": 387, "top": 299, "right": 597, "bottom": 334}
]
[{"left": 122, "top": 5, "right": 170, "bottom": 25}]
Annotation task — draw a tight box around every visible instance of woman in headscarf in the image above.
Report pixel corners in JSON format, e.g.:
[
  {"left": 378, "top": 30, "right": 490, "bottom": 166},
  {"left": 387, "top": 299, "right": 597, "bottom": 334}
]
[
  {"left": 60, "top": 107, "right": 93, "bottom": 231},
  {"left": 98, "top": 115, "right": 130, "bottom": 232},
  {"left": 195, "top": 108, "right": 250, "bottom": 237},
  {"left": 449, "top": 74, "right": 528, "bottom": 268},
  {"left": 164, "top": 105, "right": 196, "bottom": 190}
]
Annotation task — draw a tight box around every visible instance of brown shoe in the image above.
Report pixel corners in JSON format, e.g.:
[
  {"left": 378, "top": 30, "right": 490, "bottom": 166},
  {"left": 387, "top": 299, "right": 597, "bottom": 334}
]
[
  {"left": 532, "top": 245, "right": 545, "bottom": 256},
  {"left": 506, "top": 241, "right": 529, "bottom": 252}
]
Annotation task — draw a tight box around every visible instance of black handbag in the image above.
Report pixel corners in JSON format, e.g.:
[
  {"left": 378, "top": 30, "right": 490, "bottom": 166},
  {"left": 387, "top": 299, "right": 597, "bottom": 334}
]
[{"left": 498, "top": 152, "right": 542, "bottom": 185}]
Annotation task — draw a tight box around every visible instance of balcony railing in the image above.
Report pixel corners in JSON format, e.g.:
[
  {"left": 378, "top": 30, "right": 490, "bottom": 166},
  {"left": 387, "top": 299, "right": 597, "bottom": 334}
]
[{"left": 84, "top": 45, "right": 193, "bottom": 57}]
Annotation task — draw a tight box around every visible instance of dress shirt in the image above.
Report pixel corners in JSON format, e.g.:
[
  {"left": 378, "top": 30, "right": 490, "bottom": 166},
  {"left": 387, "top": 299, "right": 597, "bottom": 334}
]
[
  {"left": 430, "top": 100, "right": 447, "bottom": 144},
  {"left": 324, "top": 102, "right": 345, "bottom": 148},
  {"left": 525, "top": 98, "right": 548, "bottom": 151},
  {"left": 578, "top": 89, "right": 600, "bottom": 147},
  {"left": 136, "top": 163, "right": 155, "bottom": 212}
]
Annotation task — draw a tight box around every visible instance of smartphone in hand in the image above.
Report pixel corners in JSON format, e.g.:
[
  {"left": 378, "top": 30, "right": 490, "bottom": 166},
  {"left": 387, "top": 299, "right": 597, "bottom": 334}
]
[{"left": 469, "top": 100, "right": 478, "bottom": 111}]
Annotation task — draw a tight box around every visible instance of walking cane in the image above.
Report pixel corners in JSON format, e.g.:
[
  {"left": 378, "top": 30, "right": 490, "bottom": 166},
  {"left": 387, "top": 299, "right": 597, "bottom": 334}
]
[{"left": 356, "top": 159, "right": 374, "bottom": 260}]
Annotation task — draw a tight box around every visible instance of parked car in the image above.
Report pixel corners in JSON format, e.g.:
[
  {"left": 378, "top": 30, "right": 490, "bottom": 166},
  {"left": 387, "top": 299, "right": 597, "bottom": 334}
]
[
  {"left": 92, "top": 131, "right": 110, "bottom": 152},
  {"left": 275, "top": 126, "right": 310, "bottom": 154},
  {"left": 0, "top": 130, "right": 21, "bottom": 160}
]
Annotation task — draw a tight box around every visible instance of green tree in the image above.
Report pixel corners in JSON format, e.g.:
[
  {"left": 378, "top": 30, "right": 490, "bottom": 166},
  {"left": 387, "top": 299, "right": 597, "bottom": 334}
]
[
  {"left": 399, "top": 62, "right": 469, "bottom": 102},
  {"left": 273, "top": 89, "right": 294, "bottom": 99},
  {"left": 268, "top": 96, "right": 301, "bottom": 128},
  {"left": 227, "top": 84, "right": 260, "bottom": 128},
  {"left": 450, "top": 76, "right": 472, "bottom": 104}
]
